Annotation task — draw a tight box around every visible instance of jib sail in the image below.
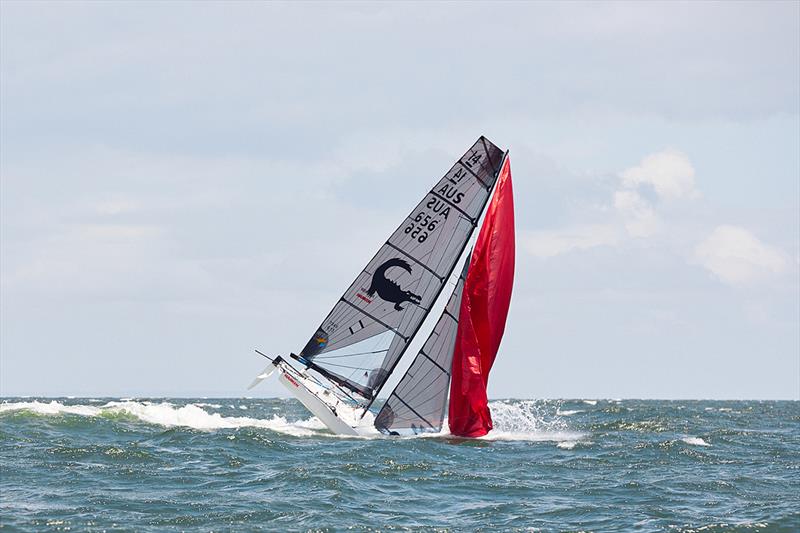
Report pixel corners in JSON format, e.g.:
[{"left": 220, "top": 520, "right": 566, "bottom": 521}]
[
  {"left": 374, "top": 255, "right": 469, "bottom": 434},
  {"left": 294, "top": 137, "right": 504, "bottom": 404}
]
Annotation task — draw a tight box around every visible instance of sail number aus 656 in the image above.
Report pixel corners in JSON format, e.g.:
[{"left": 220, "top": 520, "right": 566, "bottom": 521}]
[{"left": 403, "top": 212, "right": 439, "bottom": 243}]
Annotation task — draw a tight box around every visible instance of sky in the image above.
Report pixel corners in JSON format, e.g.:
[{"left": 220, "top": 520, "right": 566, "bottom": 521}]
[{"left": 1, "top": 1, "right": 798, "bottom": 399}]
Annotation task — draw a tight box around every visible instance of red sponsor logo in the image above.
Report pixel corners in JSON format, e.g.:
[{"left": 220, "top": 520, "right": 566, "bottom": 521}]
[
  {"left": 285, "top": 374, "right": 300, "bottom": 388},
  {"left": 356, "top": 292, "right": 372, "bottom": 304}
]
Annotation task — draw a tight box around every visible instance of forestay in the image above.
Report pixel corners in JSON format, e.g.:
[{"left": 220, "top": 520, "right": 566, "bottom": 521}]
[
  {"left": 374, "top": 256, "right": 469, "bottom": 434},
  {"left": 294, "top": 137, "right": 504, "bottom": 403}
]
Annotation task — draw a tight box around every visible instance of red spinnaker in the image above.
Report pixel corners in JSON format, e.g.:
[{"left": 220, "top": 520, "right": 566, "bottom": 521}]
[{"left": 448, "top": 156, "right": 515, "bottom": 437}]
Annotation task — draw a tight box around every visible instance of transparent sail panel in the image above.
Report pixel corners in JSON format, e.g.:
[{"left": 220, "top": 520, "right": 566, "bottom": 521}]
[
  {"left": 298, "top": 137, "right": 504, "bottom": 400},
  {"left": 374, "top": 258, "right": 468, "bottom": 434}
]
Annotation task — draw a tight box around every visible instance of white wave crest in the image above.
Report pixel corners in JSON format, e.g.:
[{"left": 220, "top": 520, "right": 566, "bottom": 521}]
[
  {"left": 682, "top": 436, "right": 711, "bottom": 447},
  {"left": 0, "top": 400, "right": 323, "bottom": 437},
  {"left": 0, "top": 400, "right": 100, "bottom": 417}
]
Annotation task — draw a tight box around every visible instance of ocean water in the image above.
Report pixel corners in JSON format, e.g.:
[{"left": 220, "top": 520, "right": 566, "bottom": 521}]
[{"left": 0, "top": 398, "right": 797, "bottom": 532}]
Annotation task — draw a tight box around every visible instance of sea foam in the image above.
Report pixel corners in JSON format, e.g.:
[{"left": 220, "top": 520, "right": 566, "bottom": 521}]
[
  {"left": 681, "top": 436, "right": 711, "bottom": 447},
  {"left": 0, "top": 400, "right": 323, "bottom": 437}
]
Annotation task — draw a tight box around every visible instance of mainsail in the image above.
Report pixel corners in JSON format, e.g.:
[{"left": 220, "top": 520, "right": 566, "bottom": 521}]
[
  {"left": 448, "top": 156, "right": 515, "bottom": 438},
  {"left": 294, "top": 137, "right": 504, "bottom": 405},
  {"left": 374, "top": 256, "right": 470, "bottom": 434}
]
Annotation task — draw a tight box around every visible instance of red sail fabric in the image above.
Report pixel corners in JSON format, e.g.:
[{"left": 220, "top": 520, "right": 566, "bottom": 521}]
[{"left": 448, "top": 156, "right": 515, "bottom": 438}]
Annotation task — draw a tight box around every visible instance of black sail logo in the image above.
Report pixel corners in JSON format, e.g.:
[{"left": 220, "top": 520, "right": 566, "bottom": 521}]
[{"left": 367, "top": 258, "right": 421, "bottom": 311}]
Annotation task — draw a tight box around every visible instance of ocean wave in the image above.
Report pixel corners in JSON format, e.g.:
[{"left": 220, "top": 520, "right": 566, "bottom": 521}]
[
  {"left": 0, "top": 399, "right": 581, "bottom": 443},
  {"left": 483, "top": 430, "right": 587, "bottom": 443},
  {"left": 1, "top": 398, "right": 794, "bottom": 531},
  {"left": 681, "top": 436, "right": 712, "bottom": 447},
  {"left": 1, "top": 400, "right": 100, "bottom": 417},
  {"left": 0, "top": 400, "right": 323, "bottom": 437}
]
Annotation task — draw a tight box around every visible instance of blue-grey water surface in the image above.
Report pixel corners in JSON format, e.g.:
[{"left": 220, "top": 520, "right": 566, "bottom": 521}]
[{"left": 1, "top": 398, "right": 797, "bottom": 532}]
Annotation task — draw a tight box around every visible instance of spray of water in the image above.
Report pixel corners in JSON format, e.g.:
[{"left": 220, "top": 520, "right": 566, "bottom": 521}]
[{"left": 480, "top": 400, "right": 587, "bottom": 443}]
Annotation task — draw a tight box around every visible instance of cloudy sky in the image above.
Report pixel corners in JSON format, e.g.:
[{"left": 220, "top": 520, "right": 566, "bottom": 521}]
[{"left": 1, "top": 1, "right": 798, "bottom": 399}]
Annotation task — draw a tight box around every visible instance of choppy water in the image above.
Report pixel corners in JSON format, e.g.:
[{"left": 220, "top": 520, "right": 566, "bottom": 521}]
[{"left": 0, "top": 398, "right": 797, "bottom": 532}]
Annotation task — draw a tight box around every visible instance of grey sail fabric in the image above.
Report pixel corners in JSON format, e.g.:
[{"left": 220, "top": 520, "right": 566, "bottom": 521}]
[
  {"left": 295, "top": 137, "right": 504, "bottom": 401},
  {"left": 374, "top": 256, "right": 468, "bottom": 434}
]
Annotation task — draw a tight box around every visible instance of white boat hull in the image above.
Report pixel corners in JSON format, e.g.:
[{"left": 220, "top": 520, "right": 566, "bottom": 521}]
[{"left": 273, "top": 360, "right": 375, "bottom": 436}]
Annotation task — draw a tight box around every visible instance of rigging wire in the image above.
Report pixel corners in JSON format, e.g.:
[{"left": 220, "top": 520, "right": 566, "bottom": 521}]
[{"left": 316, "top": 348, "right": 389, "bottom": 360}]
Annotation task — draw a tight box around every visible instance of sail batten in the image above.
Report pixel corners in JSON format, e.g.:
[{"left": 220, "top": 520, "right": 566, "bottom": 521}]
[
  {"left": 428, "top": 191, "right": 476, "bottom": 222},
  {"left": 384, "top": 242, "right": 445, "bottom": 280},
  {"left": 420, "top": 350, "right": 451, "bottom": 375},
  {"left": 337, "top": 298, "right": 408, "bottom": 341},
  {"left": 394, "top": 395, "right": 436, "bottom": 429},
  {"left": 297, "top": 137, "right": 505, "bottom": 402}
]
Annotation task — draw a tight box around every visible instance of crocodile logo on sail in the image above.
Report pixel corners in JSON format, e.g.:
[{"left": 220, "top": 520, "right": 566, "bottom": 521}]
[{"left": 367, "top": 258, "right": 422, "bottom": 311}]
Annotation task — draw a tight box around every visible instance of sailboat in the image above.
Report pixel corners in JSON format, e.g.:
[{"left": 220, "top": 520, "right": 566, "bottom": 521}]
[{"left": 249, "top": 136, "right": 515, "bottom": 437}]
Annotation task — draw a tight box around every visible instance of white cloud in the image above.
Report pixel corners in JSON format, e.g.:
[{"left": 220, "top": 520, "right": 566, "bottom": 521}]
[
  {"left": 523, "top": 149, "right": 695, "bottom": 258},
  {"left": 523, "top": 224, "right": 620, "bottom": 258},
  {"left": 694, "top": 225, "right": 788, "bottom": 285},
  {"left": 621, "top": 149, "right": 698, "bottom": 200},
  {"left": 613, "top": 190, "right": 659, "bottom": 237}
]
